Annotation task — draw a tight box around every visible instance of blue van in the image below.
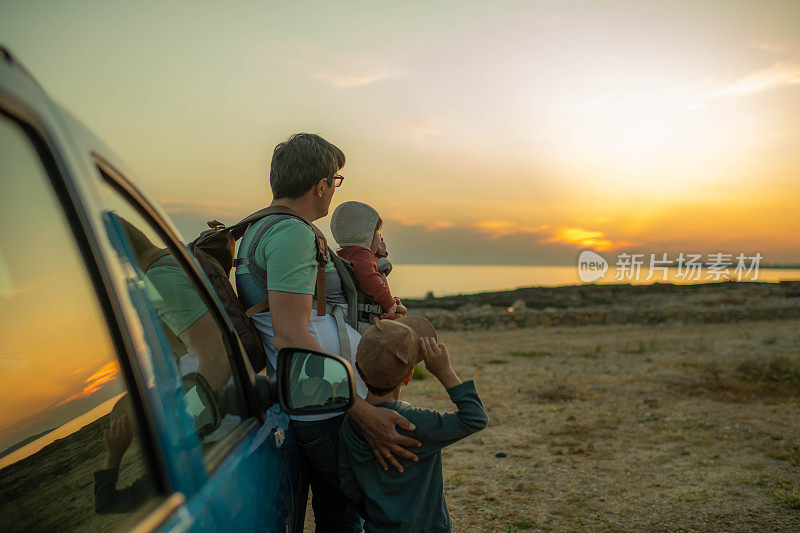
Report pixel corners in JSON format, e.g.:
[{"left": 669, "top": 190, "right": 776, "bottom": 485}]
[{"left": 0, "top": 47, "right": 353, "bottom": 531}]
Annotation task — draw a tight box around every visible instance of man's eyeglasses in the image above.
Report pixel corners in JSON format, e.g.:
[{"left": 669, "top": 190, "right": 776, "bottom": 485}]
[{"left": 328, "top": 174, "right": 344, "bottom": 187}]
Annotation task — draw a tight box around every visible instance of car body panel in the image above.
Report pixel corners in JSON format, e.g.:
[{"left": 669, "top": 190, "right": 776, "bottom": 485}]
[{"left": 201, "top": 412, "right": 296, "bottom": 532}]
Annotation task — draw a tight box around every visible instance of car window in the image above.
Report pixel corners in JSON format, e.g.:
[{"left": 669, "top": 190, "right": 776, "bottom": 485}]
[
  {"left": 93, "top": 170, "right": 249, "bottom": 467},
  {"left": 0, "top": 114, "right": 159, "bottom": 530}
]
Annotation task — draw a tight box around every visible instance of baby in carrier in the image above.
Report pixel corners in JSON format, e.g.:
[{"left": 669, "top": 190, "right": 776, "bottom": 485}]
[{"left": 331, "top": 201, "right": 407, "bottom": 320}]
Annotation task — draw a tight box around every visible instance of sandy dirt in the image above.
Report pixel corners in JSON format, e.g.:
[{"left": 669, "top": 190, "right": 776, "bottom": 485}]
[{"left": 306, "top": 318, "right": 800, "bottom": 531}]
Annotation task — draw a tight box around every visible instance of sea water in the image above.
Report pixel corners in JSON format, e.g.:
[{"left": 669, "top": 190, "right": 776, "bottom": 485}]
[{"left": 388, "top": 264, "right": 800, "bottom": 299}]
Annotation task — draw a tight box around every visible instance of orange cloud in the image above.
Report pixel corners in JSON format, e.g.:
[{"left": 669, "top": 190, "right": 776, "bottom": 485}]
[
  {"left": 0, "top": 275, "right": 59, "bottom": 299},
  {"left": 162, "top": 199, "right": 248, "bottom": 218},
  {"left": 391, "top": 217, "right": 455, "bottom": 231},
  {"left": 544, "top": 227, "right": 615, "bottom": 251},
  {"left": 472, "top": 220, "right": 549, "bottom": 239},
  {"left": 399, "top": 120, "right": 441, "bottom": 138},
  {"left": 313, "top": 67, "right": 403, "bottom": 89},
  {"left": 57, "top": 361, "right": 120, "bottom": 406},
  {"left": 426, "top": 220, "right": 455, "bottom": 230}
]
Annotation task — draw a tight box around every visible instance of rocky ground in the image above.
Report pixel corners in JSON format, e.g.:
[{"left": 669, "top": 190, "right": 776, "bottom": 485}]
[{"left": 404, "top": 281, "right": 800, "bottom": 331}]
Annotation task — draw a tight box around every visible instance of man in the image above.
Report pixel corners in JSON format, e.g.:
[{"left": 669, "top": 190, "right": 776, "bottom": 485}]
[{"left": 235, "top": 133, "right": 420, "bottom": 532}]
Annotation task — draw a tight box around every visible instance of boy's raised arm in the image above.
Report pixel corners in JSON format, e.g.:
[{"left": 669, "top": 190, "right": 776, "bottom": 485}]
[
  {"left": 406, "top": 338, "right": 488, "bottom": 449},
  {"left": 403, "top": 380, "right": 488, "bottom": 449}
]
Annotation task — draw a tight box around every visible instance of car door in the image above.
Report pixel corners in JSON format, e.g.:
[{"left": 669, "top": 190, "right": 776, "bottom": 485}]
[{"left": 85, "top": 158, "right": 297, "bottom": 532}]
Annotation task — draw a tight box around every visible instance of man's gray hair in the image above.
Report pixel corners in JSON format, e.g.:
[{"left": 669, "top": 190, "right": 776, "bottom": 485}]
[{"left": 270, "top": 133, "right": 345, "bottom": 199}]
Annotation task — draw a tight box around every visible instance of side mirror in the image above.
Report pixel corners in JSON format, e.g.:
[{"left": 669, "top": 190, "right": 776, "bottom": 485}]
[
  {"left": 277, "top": 347, "right": 355, "bottom": 415},
  {"left": 181, "top": 372, "right": 221, "bottom": 438}
]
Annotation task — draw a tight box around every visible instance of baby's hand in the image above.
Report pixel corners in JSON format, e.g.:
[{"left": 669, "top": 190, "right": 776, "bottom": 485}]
[
  {"left": 375, "top": 238, "right": 388, "bottom": 258},
  {"left": 380, "top": 302, "right": 398, "bottom": 318}
]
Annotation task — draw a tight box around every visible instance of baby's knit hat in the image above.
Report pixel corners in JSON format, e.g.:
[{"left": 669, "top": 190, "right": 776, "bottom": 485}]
[{"left": 330, "top": 201, "right": 380, "bottom": 248}]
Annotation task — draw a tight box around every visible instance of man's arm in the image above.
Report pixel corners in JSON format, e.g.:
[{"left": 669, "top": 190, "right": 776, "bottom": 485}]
[
  {"left": 261, "top": 219, "right": 322, "bottom": 353},
  {"left": 102, "top": 415, "right": 132, "bottom": 471},
  {"left": 95, "top": 414, "right": 153, "bottom": 514},
  {"left": 179, "top": 312, "right": 231, "bottom": 392},
  {"left": 268, "top": 290, "right": 321, "bottom": 352}
]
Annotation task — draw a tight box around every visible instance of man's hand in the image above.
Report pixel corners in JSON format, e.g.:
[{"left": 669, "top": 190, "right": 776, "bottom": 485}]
[
  {"left": 103, "top": 415, "right": 133, "bottom": 470},
  {"left": 420, "top": 337, "right": 461, "bottom": 389},
  {"left": 350, "top": 398, "right": 421, "bottom": 472}
]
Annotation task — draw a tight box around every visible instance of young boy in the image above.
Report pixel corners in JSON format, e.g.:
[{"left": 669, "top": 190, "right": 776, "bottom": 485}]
[
  {"left": 338, "top": 316, "right": 488, "bottom": 532},
  {"left": 330, "top": 201, "right": 407, "bottom": 318}
]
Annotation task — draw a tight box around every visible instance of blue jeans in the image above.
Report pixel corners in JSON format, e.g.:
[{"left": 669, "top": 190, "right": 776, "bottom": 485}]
[{"left": 292, "top": 415, "right": 363, "bottom": 533}]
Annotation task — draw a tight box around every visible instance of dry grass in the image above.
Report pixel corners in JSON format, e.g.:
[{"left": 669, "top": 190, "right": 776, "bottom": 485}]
[
  {"left": 404, "top": 319, "right": 800, "bottom": 532},
  {"left": 681, "top": 356, "right": 800, "bottom": 402},
  {"left": 775, "top": 488, "right": 800, "bottom": 510}
]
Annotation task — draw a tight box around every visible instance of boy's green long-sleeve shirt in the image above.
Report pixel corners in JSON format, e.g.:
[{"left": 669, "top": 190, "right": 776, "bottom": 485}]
[{"left": 339, "top": 380, "right": 488, "bottom": 533}]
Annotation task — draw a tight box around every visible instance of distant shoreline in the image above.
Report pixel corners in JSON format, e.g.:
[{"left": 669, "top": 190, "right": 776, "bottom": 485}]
[
  {"left": 403, "top": 279, "right": 800, "bottom": 312},
  {"left": 388, "top": 264, "right": 800, "bottom": 301},
  {"left": 394, "top": 263, "right": 800, "bottom": 270}
]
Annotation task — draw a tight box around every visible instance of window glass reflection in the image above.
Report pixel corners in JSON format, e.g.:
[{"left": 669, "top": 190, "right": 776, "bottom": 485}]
[
  {"left": 0, "top": 116, "right": 157, "bottom": 530},
  {"left": 95, "top": 175, "right": 247, "bottom": 460}
]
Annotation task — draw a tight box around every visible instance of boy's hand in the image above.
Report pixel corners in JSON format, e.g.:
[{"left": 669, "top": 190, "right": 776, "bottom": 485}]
[{"left": 420, "top": 337, "right": 461, "bottom": 389}]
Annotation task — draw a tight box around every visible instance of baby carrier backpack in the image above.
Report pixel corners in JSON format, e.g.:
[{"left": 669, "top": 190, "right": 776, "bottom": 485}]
[
  {"left": 232, "top": 206, "right": 385, "bottom": 331},
  {"left": 189, "top": 206, "right": 383, "bottom": 374},
  {"left": 186, "top": 207, "right": 320, "bottom": 374}
]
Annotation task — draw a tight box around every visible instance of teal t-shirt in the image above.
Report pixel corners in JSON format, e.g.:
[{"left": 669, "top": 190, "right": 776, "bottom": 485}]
[
  {"left": 145, "top": 255, "right": 208, "bottom": 335},
  {"left": 238, "top": 217, "right": 345, "bottom": 304}
]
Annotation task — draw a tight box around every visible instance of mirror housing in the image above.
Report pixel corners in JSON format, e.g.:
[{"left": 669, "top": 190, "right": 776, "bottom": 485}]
[
  {"left": 276, "top": 347, "right": 356, "bottom": 415},
  {"left": 181, "top": 372, "right": 221, "bottom": 438}
]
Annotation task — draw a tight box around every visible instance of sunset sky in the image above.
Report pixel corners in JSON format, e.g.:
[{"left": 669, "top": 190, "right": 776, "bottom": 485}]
[
  {"left": 1, "top": 0, "right": 799, "bottom": 264},
  {"left": 0, "top": 116, "right": 126, "bottom": 453}
]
